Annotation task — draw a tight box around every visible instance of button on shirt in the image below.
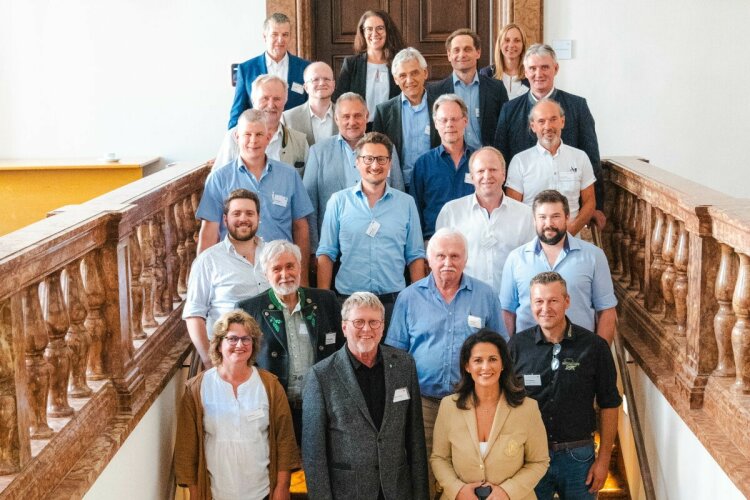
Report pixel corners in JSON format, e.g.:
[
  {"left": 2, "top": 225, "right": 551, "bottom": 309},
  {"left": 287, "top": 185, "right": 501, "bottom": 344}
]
[
  {"left": 202, "top": 367, "right": 271, "bottom": 500},
  {"left": 409, "top": 145, "right": 475, "bottom": 238},
  {"left": 182, "top": 237, "right": 269, "bottom": 334},
  {"left": 385, "top": 273, "right": 504, "bottom": 398},
  {"left": 276, "top": 292, "right": 315, "bottom": 403},
  {"left": 400, "top": 92, "right": 432, "bottom": 187},
  {"left": 436, "top": 194, "right": 535, "bottom": 295},
  {"left": 508, "top": 321, "right": 622, "bottom": 443},
  {"left": 196, "top": 157, "right": 313, "bottom": 242},
  {"left": 265, "top": 52, "right": 289, "bottom": 82},
  {"left": 500, "top": 234, "right": 617, "bottom": 333},
  {"left": 506, "top": 142, "right": 596, "bottom": 219},
  {"left": 317, "top": 184, "right": 425, "bottom": 295},
  {"left": 453, "top": 73, "right": 482, "bottom": 150}
]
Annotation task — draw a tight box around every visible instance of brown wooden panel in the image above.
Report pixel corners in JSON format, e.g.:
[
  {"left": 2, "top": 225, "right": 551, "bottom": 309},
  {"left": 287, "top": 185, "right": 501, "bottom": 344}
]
[{"left": 422, "top": 0, "right": 473, "bottom": 42}]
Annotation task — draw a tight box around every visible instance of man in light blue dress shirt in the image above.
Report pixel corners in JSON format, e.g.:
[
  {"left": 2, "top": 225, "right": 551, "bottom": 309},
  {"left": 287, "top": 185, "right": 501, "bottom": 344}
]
[
  {"left": 500, "top": 189, "right": 617, "bottom": 343},
  {"left": 316, "top": 132, "right": 426, "bottom": 327},
  {"left": 385, "top": 227, "right": 503, "bottom": 496},
  {"left": 196, "top": 109, "right": 314, "bottom": 282}
]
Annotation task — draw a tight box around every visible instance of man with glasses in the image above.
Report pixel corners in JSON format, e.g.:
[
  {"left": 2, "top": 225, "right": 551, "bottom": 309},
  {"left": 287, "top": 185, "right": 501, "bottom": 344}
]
[
  {"left": 283, "top": 62, "right": 339, "bottom": 146},
  {"left": 409, "top": 94, "right": 476, "bottom": 240},
  {"left": 500, "top": 189, "right": 617, "bottom": 343},
  {"left": 302, "top": 292, "right": 429, "bottom": 500},
  {"left": 237, "top": 240, "right": 343, "bottom": 442},
  {"left": 317, "top": 132, "right": 426, "bottom": 329},
  {"left": 508, "top": 271, "right": 621, "bottom": 500},
  {"left": 386, "top": 227, "right": 503, "bottom": 497}
]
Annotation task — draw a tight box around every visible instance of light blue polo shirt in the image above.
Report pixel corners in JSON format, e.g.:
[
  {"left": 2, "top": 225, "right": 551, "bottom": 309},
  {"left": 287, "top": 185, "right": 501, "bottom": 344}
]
[
  {"left": 400, "top": 92, "right": 431, "bottom": 186},
  {"left": 453, "top": 72, "right": 481, "bottom": 150}
]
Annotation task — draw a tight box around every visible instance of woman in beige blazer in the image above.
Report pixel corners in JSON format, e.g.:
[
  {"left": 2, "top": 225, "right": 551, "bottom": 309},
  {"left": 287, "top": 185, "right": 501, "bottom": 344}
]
[{"left": 431, "top": 330, "right": 549, "bottom": 500}]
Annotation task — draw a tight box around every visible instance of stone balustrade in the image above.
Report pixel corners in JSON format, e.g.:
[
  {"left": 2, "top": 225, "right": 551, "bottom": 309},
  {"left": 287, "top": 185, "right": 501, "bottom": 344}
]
[{"left": 0, "top": 162, "right": 209, "bottom": 497}]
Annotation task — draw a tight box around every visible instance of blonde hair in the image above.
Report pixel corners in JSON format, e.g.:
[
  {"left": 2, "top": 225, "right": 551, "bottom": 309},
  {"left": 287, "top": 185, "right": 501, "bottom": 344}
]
[
  {"left": 209, "top": 310, "right": 263, "bottom": 367},
  {"left": 492, "top": 23, "right": 528, "bottom": 80}
]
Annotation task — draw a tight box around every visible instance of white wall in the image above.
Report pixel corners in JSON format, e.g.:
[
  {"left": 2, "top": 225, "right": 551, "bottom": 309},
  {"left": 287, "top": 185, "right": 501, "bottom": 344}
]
[
  {"left": 0, "top": 0, "right": 266, "bottom": 163},
  {"left": 84, "top": 367, "right": 187, "bottom": 500},
  {"left": 544, "top": 0, "right": 750, "bottom": 199}
]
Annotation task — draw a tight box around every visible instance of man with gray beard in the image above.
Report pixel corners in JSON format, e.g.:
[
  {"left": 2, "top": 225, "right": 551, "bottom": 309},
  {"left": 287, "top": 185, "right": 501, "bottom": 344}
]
[{"left": 237, "top": 240, "right": 344, "bottom": 442}]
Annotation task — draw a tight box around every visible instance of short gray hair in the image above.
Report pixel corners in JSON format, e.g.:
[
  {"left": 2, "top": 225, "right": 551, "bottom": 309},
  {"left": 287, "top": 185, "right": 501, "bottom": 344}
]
[
  {"left": 237, "top": 109, "right": 267, "bottom": 131},
  {"left": 259, "top": 240, "right": 302, "bottom": 273},
  {"left": 524, "top": 43, "right": 557, "bottom": 64},
  {"left": 336, "top": 91, "right": 368, "bottom": 110},
  {"left": 530, "top": 271, "right": 568, "bottom": 296},
  {"left": 341, "top": 292, "right": 385, "bottom": 321},
  {"left": 432, "top": 93, "right": 468, "bottom": 119},
  {"left": 263, "top": 13, "right": 290, "bottom": 32},
  {"left": 427, "top": 227, "right": 468, "bottom": 258},
  {"left": 391, "top": 47, "right": 428, "bottom": 76},
  {"left": 251, "top": 74, "right": 289, "bottom": 106},
  {"left": 528, "top": 98, "right": 565, "bottom": 124}
]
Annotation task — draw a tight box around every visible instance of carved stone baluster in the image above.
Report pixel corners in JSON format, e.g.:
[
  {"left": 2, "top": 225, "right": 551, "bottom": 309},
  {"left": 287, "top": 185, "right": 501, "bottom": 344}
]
[
  {"left": 81, "top": 251, "right": 109, "bottom": 380},
  {"left": 714, "top": 244, "right": 737, "bottom": 377},
  {"left": 173, "top": 201, "right": 188, "bottom": 294},
  {"left": 138, "top": 222, "right": 158, "bottom": 328},
  {"left": 164, "top": 206, "right": 180, "bottom": 303},
  {"left": 619, "top": 193, "right": 633, "bottom": 284},
  {"left": 183, "top": 197, "right": 197, "bottom": 278},
  {"left": 129, "top": 233, "right": 146, "bottom": 340},
  {"left": 634, "top": 199, "right": 647, "bottom": 299},
  {"left": 646, "top": 208, "right": 666, "bottom": 312},
  {"left": 40, "top": 272, "right": 74, "bottom": 417},
  {"left": 731, "top": 253, "right": 750, "bottom": 394},
  {"left": 661, "top": 215, "right": 678, "bottom": 325},
  {"left": 151, "top": 216, "right": 170, "bottom": 317},
  {"left": 673, "top": 221, "right": 690, "bottom": 336},
  {"left": 628, "top": 195, "right": 643, "bottom": 290},
  {"left": 0, "top": 297, "right": 29, "bottom": 473},
  {"left": 610, "top": 189, "right": 624, "bottom": 276},
  {"left": 22, "top": 284, "right": 53, "bottom": 439},
  {"left": 61, "top": 263, "right": 93, "bottom": 397}
]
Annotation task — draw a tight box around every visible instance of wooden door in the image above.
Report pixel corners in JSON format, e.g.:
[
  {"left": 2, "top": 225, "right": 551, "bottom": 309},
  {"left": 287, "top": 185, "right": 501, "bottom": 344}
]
[{"left": 313, "top": 0, "right": 492, "bottom": 82}]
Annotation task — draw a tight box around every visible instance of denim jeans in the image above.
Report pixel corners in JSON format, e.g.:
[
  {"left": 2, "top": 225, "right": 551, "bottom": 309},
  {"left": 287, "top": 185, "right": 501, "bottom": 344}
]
[{"left": 535, "top": 443, "right": 596, "bottom": 500}]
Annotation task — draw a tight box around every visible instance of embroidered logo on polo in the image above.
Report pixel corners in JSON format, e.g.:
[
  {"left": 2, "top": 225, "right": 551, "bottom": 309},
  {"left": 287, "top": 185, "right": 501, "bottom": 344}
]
[{"left": 562, "top": 359, "right": 580, "bottom": 371}]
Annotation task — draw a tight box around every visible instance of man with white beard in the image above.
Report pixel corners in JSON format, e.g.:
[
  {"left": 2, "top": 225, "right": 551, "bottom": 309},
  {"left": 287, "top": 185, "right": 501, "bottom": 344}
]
[{"left": 237, "top": 239, "right": 344, "bottom": 442}]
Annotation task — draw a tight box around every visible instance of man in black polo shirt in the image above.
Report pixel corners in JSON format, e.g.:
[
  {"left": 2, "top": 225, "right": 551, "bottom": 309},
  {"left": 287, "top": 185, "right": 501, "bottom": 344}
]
[{"left": 509, "top": 271, "right": 621, "bottom": 499}]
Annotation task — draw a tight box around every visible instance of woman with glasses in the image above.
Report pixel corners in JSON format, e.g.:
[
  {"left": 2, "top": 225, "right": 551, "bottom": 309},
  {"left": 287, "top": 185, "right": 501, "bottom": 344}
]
[
  {"left": 333, "top": 10, "right": 405, "bottom": 124},
  {"left": 175, "top": 310, "right": 299, "bottom": 500},
  {"left": 430, "top": 330, "right": 548, "bottom": 499},
  {"left": 479, "top": 23, "right": 530, "bottom": 100}
]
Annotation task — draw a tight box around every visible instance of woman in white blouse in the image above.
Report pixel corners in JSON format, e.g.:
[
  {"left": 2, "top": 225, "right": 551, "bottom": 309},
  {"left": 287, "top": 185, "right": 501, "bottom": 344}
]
[
  {"left": 479, "top": 24, "right": 530, "bottom": 100},
  {"left": 175, "top": 310, "right": 299, "bottom": 500},
  {"left": 333, "top": 9, "right": 405, "bottom": 123},
  {"left": 431, "top": 330, "right": 549, "bottom": 500}
]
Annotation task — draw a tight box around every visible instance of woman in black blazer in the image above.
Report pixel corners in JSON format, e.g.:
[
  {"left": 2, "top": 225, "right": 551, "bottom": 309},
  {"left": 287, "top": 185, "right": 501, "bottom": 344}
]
[{"left": 333, "top": 9, "right": 404, "bottom": 124}]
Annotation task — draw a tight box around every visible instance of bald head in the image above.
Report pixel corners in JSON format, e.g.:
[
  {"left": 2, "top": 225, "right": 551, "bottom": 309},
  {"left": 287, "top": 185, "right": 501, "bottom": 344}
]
[
  {"left": 303, "top": 62, "right": 335, "bottom": 101},
  {"left": 529, "top": 99, "right": 565, "bottom": 152}
]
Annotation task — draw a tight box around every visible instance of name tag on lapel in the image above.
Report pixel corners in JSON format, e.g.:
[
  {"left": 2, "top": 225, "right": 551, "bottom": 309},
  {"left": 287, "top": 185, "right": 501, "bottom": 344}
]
[
  {"left": 291, "top": 82, "right": 304, "bottom": 94},
  {"left": 325, "top": 332, "right": 337, "bottom": 345},
  {"left": 393, "top": 387, "right": 410, "bottom": 402},
  {"left": 524, "top": 374, "right": 542, "bottom": 386}
]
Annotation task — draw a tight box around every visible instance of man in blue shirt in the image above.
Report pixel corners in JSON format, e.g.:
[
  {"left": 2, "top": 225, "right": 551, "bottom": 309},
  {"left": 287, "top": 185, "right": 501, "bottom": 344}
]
[
  {"left": 410, "top": 94, "right": 475, "bottom": 239},
  {"left": 372, "top": 48, "right": 439, "bottom": 189},
  {"left": 316, "top": 132, "right": 426, "bottom": 327},
  {"left": 500, "top": 189, "right": 617, "bottom": 342},
  {"left": 386, "top": 227, "right": 503, "bottom": 496},
  {"left": 196, "top": 109, "right": 313, "bottom": 283}
]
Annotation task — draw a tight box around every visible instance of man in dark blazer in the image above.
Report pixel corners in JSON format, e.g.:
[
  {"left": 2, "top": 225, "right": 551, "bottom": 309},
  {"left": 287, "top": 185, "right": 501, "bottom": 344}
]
[
  {"left": 372, "top": 47, "right": 440, "bottom": 189},
  {"left": 302, "top": 292, "right": 429, "bottom": 500},
  {"left": 237, "top": 239, "right": 343, "bottom": 442},
  {"left": 228, "top": 13, "right": 311, "bottom": 129},
  {"left": 428, "top": 28, "right": 509, "bottom": 150},
  {"left": 493, "top": 43, "right": 606, "bottom": 227}
]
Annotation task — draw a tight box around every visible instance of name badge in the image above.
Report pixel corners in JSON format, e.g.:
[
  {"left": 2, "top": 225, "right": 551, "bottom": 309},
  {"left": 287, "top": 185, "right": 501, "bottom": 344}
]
[
  {"left": 366, "top": 220, "right": 381, "bottom": 237},
  {"left": 524, "top": 374, "right": 542, "bottom": 386},
  {"left": 424, "top": 125, "right": 431, "bottom": 135},
  {"left": 475, "top": 108, "right": 480, "bottom": 118},
  {"left": 298, "top": 322, "right": 309, "bottom": 336},
  {"left": 272, "top": 193, "right": 288, "bottom": 207},
  {"left": 464, "top": 172, "right": 473, "bottom": 184},
  {"left": 393, "top": 387, "right": 410, "bottom": 402},
  {"left": 325, "top": 332, "right": 337, "bottom": 345},
  {"left": 482, "top": 234, "right": 498, "bottom": 248},
  {"left": 467, "top": 315, "right": 483, "bottom": 329},
  {"left": 291, "top": 82, "right": 305, "bottom": 94},
  {"left": 247, "top": 408, "right": 265, "bottom": 421}
]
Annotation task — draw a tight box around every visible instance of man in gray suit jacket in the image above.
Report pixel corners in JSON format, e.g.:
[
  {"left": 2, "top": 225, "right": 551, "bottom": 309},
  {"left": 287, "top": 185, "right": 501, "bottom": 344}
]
[
  {"left": 283, "top": 62, "right": 339, "bottom": 146},
  {"left": 302, "top": 292, "right": 429, "bottom": 500}
]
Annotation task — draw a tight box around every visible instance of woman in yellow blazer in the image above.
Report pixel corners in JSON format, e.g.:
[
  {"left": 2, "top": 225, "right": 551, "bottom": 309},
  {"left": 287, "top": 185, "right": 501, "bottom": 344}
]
[{"left": 431, "top": 330, "right": 549, "bottom": 499}]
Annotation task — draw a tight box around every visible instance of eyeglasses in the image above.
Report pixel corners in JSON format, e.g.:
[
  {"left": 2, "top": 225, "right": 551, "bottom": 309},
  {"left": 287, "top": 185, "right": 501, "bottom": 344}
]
[
  {"left": 363, "top": 25, "right": 386, "bottom": 34},
  {"left": 346, "top": 319, "right": 384, "bottom": 330},
  {"left": 550, "top": 343, "right": 562, "bottom": 371},
  {"left": 358, "top": 155, "right": 390, "bottom": 165},
  {"left": 306, "top": 77, "right": 333, "bottom": 85},
  {"left": 224, "top": 335, "right": 253, "bottom": 346},
  {"left": 435, "top": 117, "right": 464, "bottom": 125}
]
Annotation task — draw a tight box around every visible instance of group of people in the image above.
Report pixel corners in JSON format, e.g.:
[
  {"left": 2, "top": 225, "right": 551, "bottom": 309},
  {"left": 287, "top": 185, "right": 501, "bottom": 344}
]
[{"left": 174, "top": 10, "right": 622, "bottom": 500}]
